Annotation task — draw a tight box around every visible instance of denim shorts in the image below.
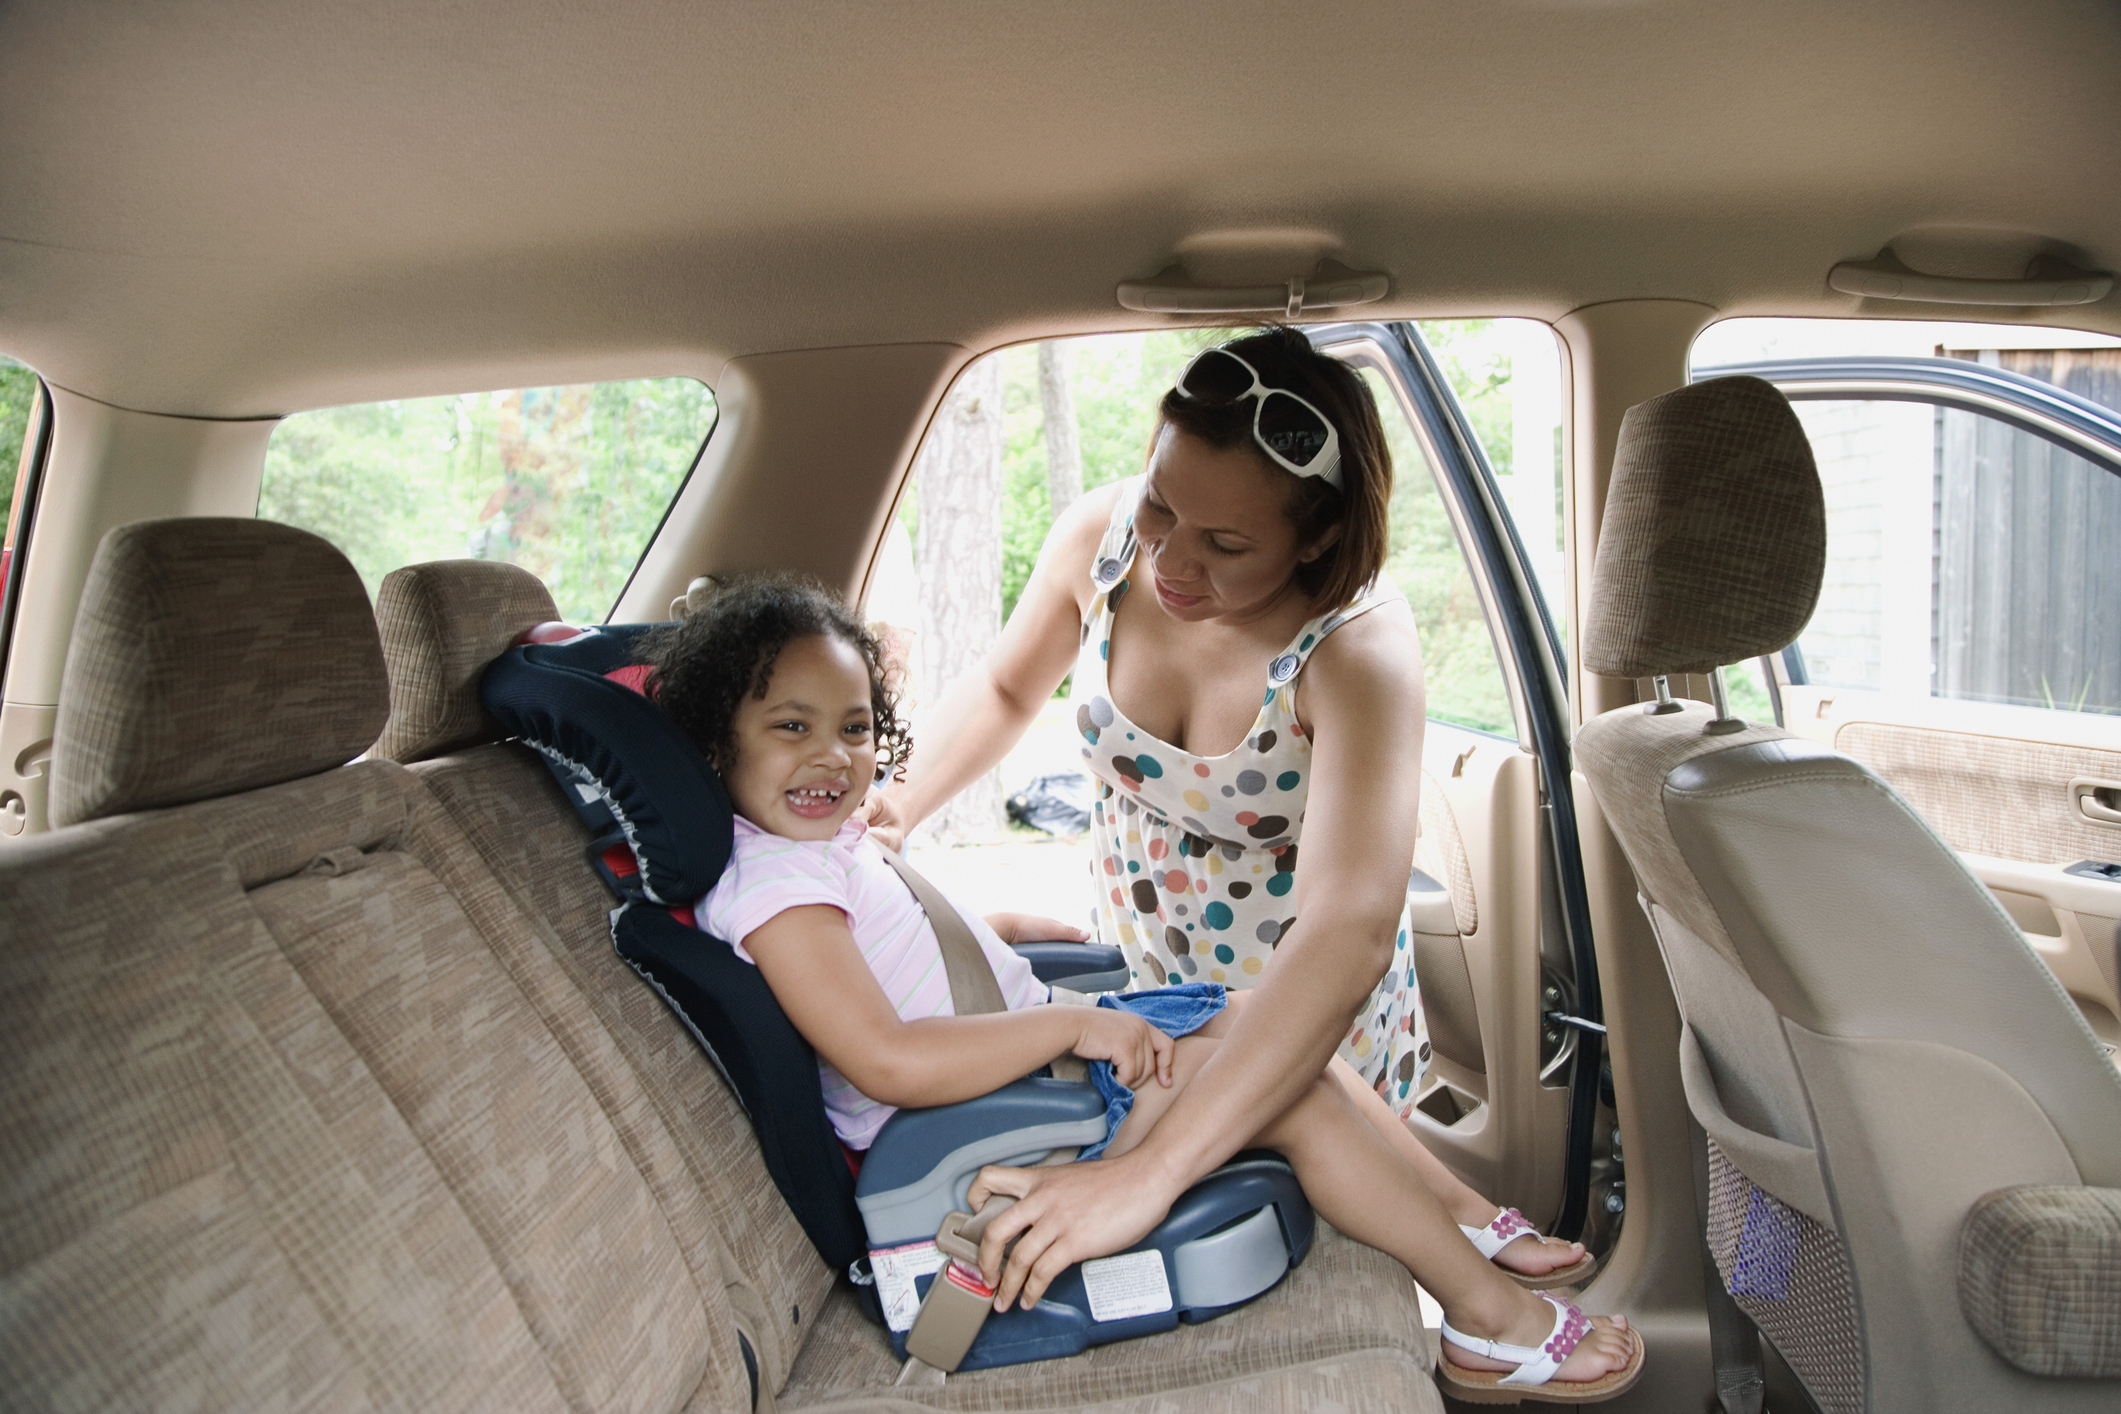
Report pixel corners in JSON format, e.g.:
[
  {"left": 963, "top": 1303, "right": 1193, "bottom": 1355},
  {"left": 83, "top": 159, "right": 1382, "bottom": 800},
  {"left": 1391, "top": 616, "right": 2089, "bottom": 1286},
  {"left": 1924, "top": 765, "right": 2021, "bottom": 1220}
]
[{"left": 1079, "top": 983, "right": 1226, "bottom": 1160}]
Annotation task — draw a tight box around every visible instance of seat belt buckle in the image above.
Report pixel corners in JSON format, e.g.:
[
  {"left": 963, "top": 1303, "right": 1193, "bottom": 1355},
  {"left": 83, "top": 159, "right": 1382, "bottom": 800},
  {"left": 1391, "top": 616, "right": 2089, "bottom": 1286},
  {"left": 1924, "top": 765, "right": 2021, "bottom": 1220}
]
[{"left": 903, "top": 1203, "right": 1010, "bottom": 1371}]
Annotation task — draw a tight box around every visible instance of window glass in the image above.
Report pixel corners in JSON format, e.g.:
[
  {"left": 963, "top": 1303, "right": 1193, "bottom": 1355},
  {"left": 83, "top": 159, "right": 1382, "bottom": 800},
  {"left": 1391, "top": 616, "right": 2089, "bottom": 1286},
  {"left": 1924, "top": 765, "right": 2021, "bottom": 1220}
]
[
  {"left": 1692, "top": 319, "right": 2121, "bottom": 717},
  {"left": 260, "top": 378, "right": 714, "bottom": 623},
  {"left": 1, "top": 355, "right": 37, "bottom": 527},
  {"left": 875, "top": 328, "right": 1526, "bottom": 877},
  {"left": 1357, "top": 366, "right": 1514, "bottom": 736},
  {"left": 2, "top": 355, "right": 46, "bottom": 637},
  {"left": 1416, "top": 320, "right": 1567, "bottom": 641},
  {"left": 871, "top": 330, "right": 1234, "bottom": 856}
]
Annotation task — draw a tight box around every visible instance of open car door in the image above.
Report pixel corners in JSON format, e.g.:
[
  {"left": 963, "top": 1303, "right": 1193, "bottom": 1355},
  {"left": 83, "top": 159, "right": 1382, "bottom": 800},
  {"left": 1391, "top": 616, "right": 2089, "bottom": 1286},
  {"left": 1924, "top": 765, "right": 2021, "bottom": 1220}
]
[
  {"left": 1702, "top": 351, "right": 2121, "bottom": 1067},
  {"left": 1312, "top": 322, "right": 1617, "bottom": 1249}
]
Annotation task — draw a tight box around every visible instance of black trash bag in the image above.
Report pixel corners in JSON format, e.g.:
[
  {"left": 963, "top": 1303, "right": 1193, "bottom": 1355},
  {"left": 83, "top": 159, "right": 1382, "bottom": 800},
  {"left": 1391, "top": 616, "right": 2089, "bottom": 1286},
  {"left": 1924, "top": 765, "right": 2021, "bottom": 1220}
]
[{"left": 1007, "top": 771, "right": 1094, "bottom": 836}]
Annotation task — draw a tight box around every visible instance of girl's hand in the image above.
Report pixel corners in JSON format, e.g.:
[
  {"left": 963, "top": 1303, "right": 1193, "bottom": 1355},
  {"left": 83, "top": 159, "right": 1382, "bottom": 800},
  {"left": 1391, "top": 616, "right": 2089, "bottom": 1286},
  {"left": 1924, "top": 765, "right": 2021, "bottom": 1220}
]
[
  {"left": 983, "top": 911, "right": 1091, "bottom": 944},
  {"left": 1069, "top": 1008, "right": 1173, "bottom": 1090},
  {"left": 857, "top": 789, "right": 908, "bottom": 853}
]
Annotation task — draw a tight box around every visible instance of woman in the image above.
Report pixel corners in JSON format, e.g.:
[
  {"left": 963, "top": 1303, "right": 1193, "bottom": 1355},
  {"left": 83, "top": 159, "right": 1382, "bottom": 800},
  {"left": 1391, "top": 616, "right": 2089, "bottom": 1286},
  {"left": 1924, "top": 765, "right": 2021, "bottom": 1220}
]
[{"left": 867, "top": 327, "right": 1587, "bottom": 1312}]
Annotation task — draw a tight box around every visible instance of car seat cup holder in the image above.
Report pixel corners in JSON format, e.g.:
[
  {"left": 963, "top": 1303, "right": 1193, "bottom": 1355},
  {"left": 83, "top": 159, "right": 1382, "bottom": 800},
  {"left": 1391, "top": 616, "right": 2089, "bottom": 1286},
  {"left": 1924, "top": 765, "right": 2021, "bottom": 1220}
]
[{"left": 857, "top": 1077, "right": 1314, "bottom": 1372}]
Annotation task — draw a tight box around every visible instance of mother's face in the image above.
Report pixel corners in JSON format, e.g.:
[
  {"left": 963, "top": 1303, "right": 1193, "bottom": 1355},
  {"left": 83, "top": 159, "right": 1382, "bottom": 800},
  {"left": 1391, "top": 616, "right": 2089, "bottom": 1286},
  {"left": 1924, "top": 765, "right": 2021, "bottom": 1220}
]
[{"left": 1133, "top": 425, "right": 1337, "bottom": 625}]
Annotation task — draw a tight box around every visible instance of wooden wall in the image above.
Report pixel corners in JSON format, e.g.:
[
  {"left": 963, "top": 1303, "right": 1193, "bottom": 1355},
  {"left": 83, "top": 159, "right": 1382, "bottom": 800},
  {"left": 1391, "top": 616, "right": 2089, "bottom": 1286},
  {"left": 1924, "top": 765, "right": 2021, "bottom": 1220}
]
[{"left": 1933, "top": 348, "right": 2121, "bottom": 716}]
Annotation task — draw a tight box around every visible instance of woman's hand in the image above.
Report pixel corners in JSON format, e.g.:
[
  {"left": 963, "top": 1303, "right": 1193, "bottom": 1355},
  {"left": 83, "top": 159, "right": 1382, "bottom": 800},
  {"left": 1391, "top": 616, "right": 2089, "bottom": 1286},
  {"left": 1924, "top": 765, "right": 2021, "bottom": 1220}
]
[
  {"left": 856, "top": 789, "right": 908, "bottom": 853},
  {"left": 1068, "top": 1007, "right": 1172, "bottom": 1090},
  {"left": 982, "top": 911, "right": 1090, "bottom": 944},
  {"left": 967, "top": 1155, "right": 1180, "bottom": 1310}
]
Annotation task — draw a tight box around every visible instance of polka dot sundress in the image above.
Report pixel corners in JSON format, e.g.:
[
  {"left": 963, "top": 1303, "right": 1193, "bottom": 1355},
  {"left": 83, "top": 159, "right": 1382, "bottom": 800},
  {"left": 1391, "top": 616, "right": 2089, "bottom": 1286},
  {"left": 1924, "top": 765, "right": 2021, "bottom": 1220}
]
[{"left": 1070, "top": 479, "right": 1434, "bottom": 1119}]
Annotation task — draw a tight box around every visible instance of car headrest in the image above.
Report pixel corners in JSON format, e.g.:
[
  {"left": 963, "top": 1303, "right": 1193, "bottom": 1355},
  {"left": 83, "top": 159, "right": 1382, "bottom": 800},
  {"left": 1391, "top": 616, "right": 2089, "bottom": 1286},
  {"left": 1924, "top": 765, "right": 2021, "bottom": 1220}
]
[
  {"left": 49, "top": 517, "right": 389, "bottom": 827},
  {"left": 1583, "top": 376, "right": 1826, "bottom": 679},
  {"left": 481, "top": 624, "right": 734, "bottom": 905},
  {"left": 372, "top": 559, "right": 561, "bottom": 762}
]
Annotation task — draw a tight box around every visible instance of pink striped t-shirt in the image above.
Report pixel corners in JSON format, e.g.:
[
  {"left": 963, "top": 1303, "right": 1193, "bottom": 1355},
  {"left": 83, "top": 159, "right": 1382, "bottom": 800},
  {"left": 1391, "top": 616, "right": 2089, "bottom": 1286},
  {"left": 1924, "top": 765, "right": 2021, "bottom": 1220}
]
[{"left": 696, "top": 815, "right": 1047, "bottom": 1150}]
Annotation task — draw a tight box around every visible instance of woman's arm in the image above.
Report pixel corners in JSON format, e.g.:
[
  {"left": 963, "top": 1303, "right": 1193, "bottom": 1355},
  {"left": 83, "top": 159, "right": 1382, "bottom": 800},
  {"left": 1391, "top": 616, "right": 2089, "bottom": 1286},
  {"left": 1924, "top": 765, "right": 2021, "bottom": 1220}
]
[
  {"left": 745, "top": 902, "right": 1171, "bottom": 1107},
  {"left": 867, "top": 484, "right": 1122, "bottom": 845},
  {"left": 968, "top": 606, "right": 1429, "bottom": 1306}
]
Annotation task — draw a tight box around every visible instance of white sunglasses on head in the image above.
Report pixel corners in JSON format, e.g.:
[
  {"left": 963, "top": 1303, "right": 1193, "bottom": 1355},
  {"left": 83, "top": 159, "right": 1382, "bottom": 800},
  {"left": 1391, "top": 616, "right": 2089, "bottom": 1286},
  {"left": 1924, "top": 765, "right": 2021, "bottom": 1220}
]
[{"left": 1173, "top": 347, "right": 1344, "bottom": 491}]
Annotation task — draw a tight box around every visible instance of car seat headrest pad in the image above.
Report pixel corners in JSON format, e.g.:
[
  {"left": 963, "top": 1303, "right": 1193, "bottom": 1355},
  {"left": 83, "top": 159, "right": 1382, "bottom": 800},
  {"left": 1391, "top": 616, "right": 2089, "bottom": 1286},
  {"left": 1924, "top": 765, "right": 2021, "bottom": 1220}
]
[
  {"left": 480, "top": 624, "right": 734, "bottom": 904},
  {"left": 1584, "top": 375, "right": 1826, "bottom": 679}
]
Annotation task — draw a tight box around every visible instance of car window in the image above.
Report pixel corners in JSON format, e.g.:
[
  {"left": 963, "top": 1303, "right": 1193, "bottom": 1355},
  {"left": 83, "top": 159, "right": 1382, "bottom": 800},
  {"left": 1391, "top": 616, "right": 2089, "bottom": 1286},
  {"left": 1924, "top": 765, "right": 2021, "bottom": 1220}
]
[
  {"left": 877, "top": 328, "right": 1526, "bottom": 918},
  {"left": 871, "top": 330, "right": 1239, "bottom": 852},
  {"left": 1, "top": 356, "right": 44, "bottom": 630},
  {"left": 877, "top": 331, "right": 1522, "bottom": 822},
  {"left": 1354, "top": 364, "right": 1513, "bottom": 736},
  {"left": 260, "top": 378, "right": 715, "bottom": 623},
  {"left": 1415, "top": 320, "right": 1567, "bottom": 644},
  {"left": 1692, "top": 319, "right": 2121, "bottom": 719}
]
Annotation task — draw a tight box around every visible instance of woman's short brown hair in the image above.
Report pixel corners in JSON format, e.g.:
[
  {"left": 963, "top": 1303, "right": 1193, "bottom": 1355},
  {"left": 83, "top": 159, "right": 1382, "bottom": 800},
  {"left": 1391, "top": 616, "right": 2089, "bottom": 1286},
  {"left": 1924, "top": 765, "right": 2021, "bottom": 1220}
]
[{"left": 1156, "top": 325, "right": 1392, "bottom": 611}]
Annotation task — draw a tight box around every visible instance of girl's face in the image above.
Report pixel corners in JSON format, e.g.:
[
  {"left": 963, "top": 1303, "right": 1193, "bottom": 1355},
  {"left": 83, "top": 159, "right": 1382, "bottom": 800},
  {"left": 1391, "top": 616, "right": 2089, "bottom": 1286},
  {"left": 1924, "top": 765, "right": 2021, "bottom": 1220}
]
[
  {"left": 1132, "top": 426, "right": 1337, "bottom": 625},
  {"left": 724, "top": 633, "right": 876, "bottom": 842}
]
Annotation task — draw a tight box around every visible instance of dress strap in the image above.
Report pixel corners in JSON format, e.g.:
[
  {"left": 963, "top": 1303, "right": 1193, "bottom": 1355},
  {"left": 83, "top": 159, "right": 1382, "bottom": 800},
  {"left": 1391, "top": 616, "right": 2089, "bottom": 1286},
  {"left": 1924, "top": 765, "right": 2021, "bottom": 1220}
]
[
  {"left": 1264, "top": 576, "right": 1407, "bottom": 688},
  {"left": 1087, "top": 476, "right": 1143, "bottom": 595}
]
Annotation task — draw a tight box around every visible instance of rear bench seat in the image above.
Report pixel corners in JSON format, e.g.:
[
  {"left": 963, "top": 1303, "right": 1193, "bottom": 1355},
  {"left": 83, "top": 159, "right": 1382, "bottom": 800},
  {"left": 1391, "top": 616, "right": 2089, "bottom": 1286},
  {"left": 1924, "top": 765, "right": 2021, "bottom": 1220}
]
[{"left": 0, "top": 522, "right": 1437, "bottom": 1413}]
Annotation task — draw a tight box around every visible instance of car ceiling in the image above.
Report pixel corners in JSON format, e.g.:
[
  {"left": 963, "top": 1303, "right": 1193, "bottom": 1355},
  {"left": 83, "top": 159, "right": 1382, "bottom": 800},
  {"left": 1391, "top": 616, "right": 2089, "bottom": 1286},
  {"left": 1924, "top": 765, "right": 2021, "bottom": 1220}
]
[{"left": 2, "top": 0, "right": 2118, "bottom": 419}]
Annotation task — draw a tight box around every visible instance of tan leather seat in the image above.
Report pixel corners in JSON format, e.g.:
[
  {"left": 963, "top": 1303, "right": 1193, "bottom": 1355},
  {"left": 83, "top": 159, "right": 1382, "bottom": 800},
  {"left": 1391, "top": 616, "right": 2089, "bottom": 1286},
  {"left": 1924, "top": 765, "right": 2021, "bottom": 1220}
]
[{"left": 1576, "top": 378, "right": 2121, "bottom": 1413}]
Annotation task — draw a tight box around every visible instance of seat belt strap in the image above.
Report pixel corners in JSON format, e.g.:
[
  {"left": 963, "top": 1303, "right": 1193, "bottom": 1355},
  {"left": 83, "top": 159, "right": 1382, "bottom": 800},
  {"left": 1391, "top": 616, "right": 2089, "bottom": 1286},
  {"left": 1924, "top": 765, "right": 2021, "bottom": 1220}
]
[
  {"left": 874, "top": 845, "right": 1069, "bottom": 1375},
  {"left": 1690, "top": 1114, "right": 1766, "bottom": 1414},
  {"left": 875, "top": 845, "right": 1008, "bottom": 1017}
]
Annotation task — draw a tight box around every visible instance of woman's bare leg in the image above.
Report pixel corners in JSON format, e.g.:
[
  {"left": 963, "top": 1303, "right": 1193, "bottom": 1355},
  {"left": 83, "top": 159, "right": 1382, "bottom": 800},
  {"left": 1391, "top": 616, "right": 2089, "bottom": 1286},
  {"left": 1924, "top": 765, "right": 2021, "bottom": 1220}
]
[
  {"left": 1102, "top": 1033, "right": 1634, "bottom": 1383},
  {"left": 1324, "top": 1058, "right": 1588, "bottom": 1278},
  {"left": 1210, "top": 991, "right": 1587, "bottom": 1278}
]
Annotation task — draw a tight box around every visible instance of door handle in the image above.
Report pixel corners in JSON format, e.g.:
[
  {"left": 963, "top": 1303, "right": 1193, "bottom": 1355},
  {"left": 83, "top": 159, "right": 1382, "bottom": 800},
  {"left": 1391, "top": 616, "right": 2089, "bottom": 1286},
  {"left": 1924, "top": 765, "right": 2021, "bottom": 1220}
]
[{"left": 2070, "top": 778, "right": 2121, "bottom": 826}]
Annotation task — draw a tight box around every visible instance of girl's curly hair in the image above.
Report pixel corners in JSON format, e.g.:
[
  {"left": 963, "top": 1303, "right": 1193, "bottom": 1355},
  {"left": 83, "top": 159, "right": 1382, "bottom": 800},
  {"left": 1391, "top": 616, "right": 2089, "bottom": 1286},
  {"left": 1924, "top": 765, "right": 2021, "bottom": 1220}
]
[{"left": 638, "top": 573, "right": 912, "bottom": 782}]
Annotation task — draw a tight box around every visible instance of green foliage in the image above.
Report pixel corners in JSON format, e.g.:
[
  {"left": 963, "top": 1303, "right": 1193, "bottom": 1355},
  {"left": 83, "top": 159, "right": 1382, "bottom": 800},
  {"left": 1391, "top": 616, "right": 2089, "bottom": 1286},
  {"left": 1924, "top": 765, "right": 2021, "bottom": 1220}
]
[
  {"left": 1422, "top": 321, "right": 1516, "bottom": 478},
  {"left": 1360, "top": 366, "right": 1515, "bottom": 735},
  {"left": 0, "top": 358, "right": 39, "bottom": 518},
  {"left": 1723, "top": 658, "right": 1777, "bottom": 721},
  {"left": 907, "top": 331, "right": 1233, "bottom": 627},
  {"left": 259, "top": 379, "right": 714, "bottom": 622}
]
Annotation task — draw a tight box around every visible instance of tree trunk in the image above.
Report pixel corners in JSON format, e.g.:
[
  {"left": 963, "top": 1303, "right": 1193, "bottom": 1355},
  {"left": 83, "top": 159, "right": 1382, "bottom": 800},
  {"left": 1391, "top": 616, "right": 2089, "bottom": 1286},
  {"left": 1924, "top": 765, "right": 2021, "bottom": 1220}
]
[
  {"left": 1038, "top": 342, "right": 1084, "bottom": 517},
  {"left": 913, "top": 356, "right": 1006, "bottom": 842}
]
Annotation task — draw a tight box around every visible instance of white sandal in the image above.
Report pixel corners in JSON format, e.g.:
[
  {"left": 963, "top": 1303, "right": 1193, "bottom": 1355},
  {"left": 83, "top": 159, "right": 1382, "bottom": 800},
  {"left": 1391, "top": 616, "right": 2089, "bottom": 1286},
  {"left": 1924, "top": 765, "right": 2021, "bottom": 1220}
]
[
  {"left": 1438, "top": 1291, "right": 1644, "bottom": 1404},
  {"left": 1460, "top": 1207, "right": 1598, "bottom": 1289}
]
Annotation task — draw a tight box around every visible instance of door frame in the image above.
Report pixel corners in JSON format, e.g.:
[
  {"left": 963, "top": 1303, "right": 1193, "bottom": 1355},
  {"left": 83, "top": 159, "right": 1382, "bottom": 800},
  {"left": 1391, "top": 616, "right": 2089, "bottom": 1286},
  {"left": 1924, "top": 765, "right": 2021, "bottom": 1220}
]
[{"left": 1310, "top": 320, "right": 1607, "bottom": 1240}]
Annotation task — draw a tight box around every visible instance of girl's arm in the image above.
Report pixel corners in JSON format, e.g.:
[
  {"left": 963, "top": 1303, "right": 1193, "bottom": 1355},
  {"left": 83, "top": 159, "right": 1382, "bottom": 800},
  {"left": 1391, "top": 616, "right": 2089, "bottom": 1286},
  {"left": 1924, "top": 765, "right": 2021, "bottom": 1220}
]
[
  {"left": 866, "top": 484, "right": 1120, "bottom": 847},
  {"left": 745, "top": 902, "right": 1171, "bottom": 1108},
  {"left": 967, "top": 605, "right": 1428, "bottom": 1307}
]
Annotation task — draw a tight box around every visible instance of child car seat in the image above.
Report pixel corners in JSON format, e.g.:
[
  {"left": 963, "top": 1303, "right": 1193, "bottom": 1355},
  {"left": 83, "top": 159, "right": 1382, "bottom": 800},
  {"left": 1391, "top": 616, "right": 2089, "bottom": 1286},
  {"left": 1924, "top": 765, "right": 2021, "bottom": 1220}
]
[{"left": 482, "top": 623, "right": 1314, "bottom": 1373}]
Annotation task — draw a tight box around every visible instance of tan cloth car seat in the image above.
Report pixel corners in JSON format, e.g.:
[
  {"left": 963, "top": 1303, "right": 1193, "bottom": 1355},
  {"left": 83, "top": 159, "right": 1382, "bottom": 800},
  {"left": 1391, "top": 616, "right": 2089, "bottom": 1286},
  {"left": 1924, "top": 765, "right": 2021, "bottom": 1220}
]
[{"left": 1575, "top": 378, "right": 2121, "bottom": 1413}]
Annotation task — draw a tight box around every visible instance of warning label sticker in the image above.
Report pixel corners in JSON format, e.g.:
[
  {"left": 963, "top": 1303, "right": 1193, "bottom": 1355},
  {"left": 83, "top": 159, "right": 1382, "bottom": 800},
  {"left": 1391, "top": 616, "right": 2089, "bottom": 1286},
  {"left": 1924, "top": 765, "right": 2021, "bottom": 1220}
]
[
  {"left": 1081, "top": 1249, "right": 1174, "bottom": 1322},
  {"left": 870, "top": 1241, "right": 947, "bottom": 1332}
]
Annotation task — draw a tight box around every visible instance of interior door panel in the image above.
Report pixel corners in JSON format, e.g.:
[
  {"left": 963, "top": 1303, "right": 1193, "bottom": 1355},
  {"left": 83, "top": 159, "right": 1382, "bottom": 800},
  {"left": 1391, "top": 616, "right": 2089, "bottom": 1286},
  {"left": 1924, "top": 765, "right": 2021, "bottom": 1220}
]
[
  {"left": 1406, "top": 720, "right": 1571, "bottom": 1223},
  {"left": 1778, "top": 689, "right": 2121, "bottom": 1062},
  {"left": 1747, "top": 368, "right": 2121, "bottom": 1070}
]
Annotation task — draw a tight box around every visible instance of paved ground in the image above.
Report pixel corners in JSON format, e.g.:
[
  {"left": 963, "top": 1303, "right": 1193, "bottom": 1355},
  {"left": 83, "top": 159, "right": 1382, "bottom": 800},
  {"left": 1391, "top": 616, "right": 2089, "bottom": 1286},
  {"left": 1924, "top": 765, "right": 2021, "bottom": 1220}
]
[{"left": 904, "top": 696, "right": 1097, "bottom": 925}]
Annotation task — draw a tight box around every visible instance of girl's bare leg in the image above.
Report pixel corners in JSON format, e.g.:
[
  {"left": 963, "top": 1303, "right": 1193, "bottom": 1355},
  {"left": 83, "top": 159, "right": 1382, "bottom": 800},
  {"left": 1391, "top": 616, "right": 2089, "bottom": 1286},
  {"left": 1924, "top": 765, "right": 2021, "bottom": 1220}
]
[
  {"left": 1102, "top": 1033, "right": 1634, "bottom": 1383},
  {"left": 1208, "top": 991, "right": 1587, "bottom": 1278}
]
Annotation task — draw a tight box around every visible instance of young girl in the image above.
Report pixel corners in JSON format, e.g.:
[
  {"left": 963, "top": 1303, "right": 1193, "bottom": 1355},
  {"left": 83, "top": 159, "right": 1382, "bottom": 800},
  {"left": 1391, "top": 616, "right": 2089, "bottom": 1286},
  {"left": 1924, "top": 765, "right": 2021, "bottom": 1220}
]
[{"left": 646, "top": 575, "right": 1641, "bottom": 1402}]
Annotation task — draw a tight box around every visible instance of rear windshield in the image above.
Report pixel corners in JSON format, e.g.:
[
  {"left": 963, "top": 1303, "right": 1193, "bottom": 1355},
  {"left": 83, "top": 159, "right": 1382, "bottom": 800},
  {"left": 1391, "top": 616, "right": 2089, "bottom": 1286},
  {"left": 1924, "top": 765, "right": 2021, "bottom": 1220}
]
[{"left": 260, "top": 378, "right": 715, "bottom": 622}]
